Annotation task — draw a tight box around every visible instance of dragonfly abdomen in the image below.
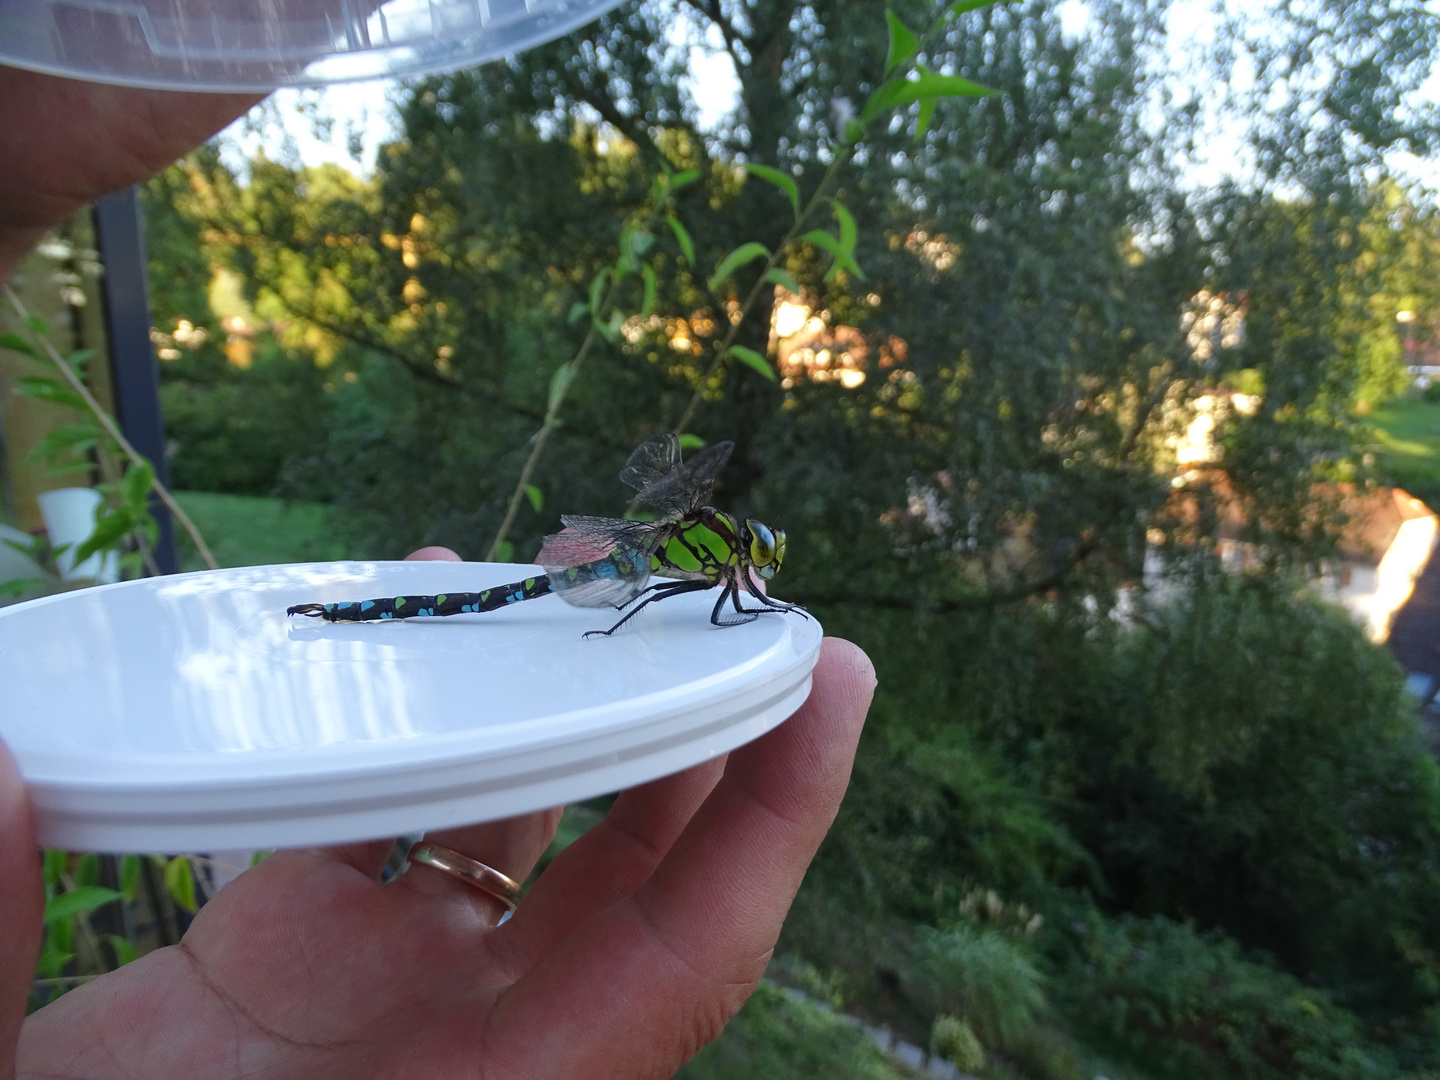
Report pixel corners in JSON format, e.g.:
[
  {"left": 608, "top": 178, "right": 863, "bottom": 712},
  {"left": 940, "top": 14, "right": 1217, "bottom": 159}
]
[{"left": 288, "top": 575, "right": 553, "bottom": 622}]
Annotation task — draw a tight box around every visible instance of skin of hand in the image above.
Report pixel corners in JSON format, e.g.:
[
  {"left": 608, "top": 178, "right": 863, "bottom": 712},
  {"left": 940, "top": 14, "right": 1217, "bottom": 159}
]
[
  {"left": 3, "top": 547, "right": 876, "bottom": 1080},
  {"left": 0, "top": 65, "right": 264, "bottom": 282}
]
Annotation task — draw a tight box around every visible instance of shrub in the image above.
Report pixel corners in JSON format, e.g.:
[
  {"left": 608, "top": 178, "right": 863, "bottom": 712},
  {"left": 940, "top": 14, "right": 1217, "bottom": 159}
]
[
  {"left": 931, "top": 1014, "right": 985, "bottom": 1073},
  {"left": 1059, "top": 915, "right": 1394, "bottom": 1080},
  {"left": 674, "top": 983, "right": 909, "bottom": 1080},
  {"left": 904, "top": 923, "right": 1046, "bottom": 1051}
]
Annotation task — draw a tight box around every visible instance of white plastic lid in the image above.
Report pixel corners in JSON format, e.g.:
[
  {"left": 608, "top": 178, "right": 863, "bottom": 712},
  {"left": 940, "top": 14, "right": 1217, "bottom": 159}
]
[
  {"left": 0, "top": 0, "right": 628, "bottom": 90},
  {"left": 0, "top": 560, "right": 821, "bottom": 852}
]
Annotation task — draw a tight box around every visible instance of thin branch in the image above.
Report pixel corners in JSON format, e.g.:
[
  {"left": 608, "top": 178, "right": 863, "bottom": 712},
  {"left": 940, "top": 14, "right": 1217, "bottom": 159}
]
[
  {"left": 281, "top": 304, "right": 466, "bottom": 393},
  {"left": 4, "top": 284, "right": 218, "bottom": 571},
  {"left": 485, "top": 272, "right": 622, "bottom": 560},
  {"left": 554, "top": 59, "right": 664, "bottom": 167},
  {"left": 671, "top": 145, "right": 855, "bottom": 438},
  {"left": 681, "top": 0, "right": 746, "bottom": 69}
]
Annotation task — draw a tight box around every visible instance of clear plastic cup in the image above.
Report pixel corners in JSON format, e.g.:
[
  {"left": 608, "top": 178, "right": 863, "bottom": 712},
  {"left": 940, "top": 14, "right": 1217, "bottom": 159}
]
[{"left": 0, "top": 0, "right": 627, "bottom": 90}]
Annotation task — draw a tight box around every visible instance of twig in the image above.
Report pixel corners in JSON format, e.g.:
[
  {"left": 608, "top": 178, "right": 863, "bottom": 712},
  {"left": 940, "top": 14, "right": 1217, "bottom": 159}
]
[
  {"left": 671, "top": 145, "right": 855, "bottom": 438},
  {"left": 485, "top": 272, "right": 623, "bottom": 560},
  {"left": 4, "top": 284, "right": 218, "bottom": 571}
]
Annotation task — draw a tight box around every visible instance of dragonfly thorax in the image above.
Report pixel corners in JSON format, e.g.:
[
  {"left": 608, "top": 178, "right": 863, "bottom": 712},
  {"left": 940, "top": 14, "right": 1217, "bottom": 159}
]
[{"left": 648, "top": 509, "right": 787, "bottom": 585}]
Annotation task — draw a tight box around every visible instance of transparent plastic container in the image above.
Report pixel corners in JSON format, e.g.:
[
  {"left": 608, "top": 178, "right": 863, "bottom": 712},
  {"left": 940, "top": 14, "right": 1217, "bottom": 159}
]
[{"left": 0, "top": 0, "right": 627, "bottom": 90}]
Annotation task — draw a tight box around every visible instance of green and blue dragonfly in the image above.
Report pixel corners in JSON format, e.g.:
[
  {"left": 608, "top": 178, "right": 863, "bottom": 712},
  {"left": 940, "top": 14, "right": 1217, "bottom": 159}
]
[{"left": 287, "top": 434, "right": 806, "bottom": 638}]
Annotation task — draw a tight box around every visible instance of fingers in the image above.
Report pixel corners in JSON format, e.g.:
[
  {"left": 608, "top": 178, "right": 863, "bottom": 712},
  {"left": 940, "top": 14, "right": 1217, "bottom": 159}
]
[
  {"left": 0, "top": 67, "right": 261, "bottom": 274},
  {"left": 405, "top": 546, "right": 462, "bottom": 562},
  {"left": 0, "top": 738, "right": 42, "bottom": 1069},
  {"left": 322, "top": 838, "right": 396, "bottom": 878},
  {"left": 503, "top": 755, "right": 728, "bottom": 957},
  {"left": 487, "top": 638, "right": 876, "bottom": 1080},
  {"left": 306, "top": 552, "right": 486, "bottom": 892},
  {"left": 391, "top": 808, "right": 563, "bottom": 927}
]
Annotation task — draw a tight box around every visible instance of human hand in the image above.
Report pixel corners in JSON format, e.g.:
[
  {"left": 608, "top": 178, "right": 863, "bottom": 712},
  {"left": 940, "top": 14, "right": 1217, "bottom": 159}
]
[
  {"left": 0, "top": 66, "right": 263, "bottom": 280},
  {"left": 6, "top": 546, "right": 875, "bottom": 1079}
]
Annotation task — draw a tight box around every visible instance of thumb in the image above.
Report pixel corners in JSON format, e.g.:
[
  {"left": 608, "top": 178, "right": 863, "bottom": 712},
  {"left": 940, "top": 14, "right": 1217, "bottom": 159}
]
[{"left": 0, "top": 739, "right": 42, "bottom": 1066}]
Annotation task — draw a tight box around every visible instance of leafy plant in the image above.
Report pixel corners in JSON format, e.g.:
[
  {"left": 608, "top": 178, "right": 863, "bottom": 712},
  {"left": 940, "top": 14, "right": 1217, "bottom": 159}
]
[
  {"left": 2, "top": 285, "right": 217, "bottom": 574},
  {"left": 1061, "top": 914, "right": 1389, "bottom": 1080},
  {"left": 903, "top": 922, "right": 1046, "bottom": 1052},
  {"left": 931, "top": 1013, "right": 986, "bottom": 1073}
]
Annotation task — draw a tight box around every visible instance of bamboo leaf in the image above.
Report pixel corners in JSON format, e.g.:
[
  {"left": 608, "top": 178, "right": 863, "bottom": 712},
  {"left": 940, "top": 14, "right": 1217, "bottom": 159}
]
[
  {"left": 525, "top": 485, "right": 543, "bottom": 513},
  {"left": 42, "top": 849, "right": 66, "bottom": 889},
  {"left": 494, "top": 540, "right": 515, "bottom": 562},
  {"left": 863, "top": 65, "right": 995, "bottom": 122},
  {"left": 629, "top": 229, "right": 655, "bottom": 257},
  {"left": 744, "top": 163, "right": 801, "bottom": 217},
  {"left": 75, "top": 853, "right": 99, "bottom": 887},
  {"left": 547, "top": 362, "right": 576, "bottom": 413},
  {"left": 802, "top": 229, "right": 844, "bottom": 256},
  {"left": 641, "top": 264, "right": 658, "bottom": 318},
  {"left": 832, "top": 200, "right": 859, "bottom": 253},
  {"left": 25, "top": 422, "right": 100, "bottom": 464},
  {"left": 121, "top": 459, "right": 155, "bottom": 510},
  {"left": 24, "top": 314, "right": 50, "bottom": 337},
  {"left": 666, "top": 215, "right": 696, "bottom": 264},
  {"left": 0, "top": 331, "right": 39, "bottom": 358},
  {"left": 727, "top": 345, "right": 777, "bottom": 381},
  {"left": 708, "top": 242, "right": 771, "bottom": 293},
  {"left": 916, "top": 97, "right": 938, "bottom": 140},
  {"left": 13, "top": 376, "right": 85, "bottom": 411},
  {"left": 568, "top": 301, "right": 590, "bottom": 324},
  {"left": 948, "top": 0, "right": 1016, "bottom": 16},
  {"left": 885, "top": 10, "right": 921, "bottom": 73},
  {"left": 678, "top": 433, "right": 707, "bottom": 450},
  {"left": 72, "top": 509, "right": 131, "bottom": 567},
  {"left": 765, "top": 267, "right": 803, "bottom": 295},
  {"left": 824, "top": 250, "right": 866, "bottom": 283},
  {"left": 43, "top": 886, "right": 121, "bottom": 926},
  {"left": 804, "top": 229, "right": 865, "bottom": 282},
  {"left": 670, "top": 168, "right": 701, "bottom": 190},
  {"left": 119, "top": 855, "right": 140, "bottom": 902},
  {"left": 105, "top": 934, "right": 139, "bottom": 966},
  {"left": 588, "top": 268, "right": 611, "bottom": 314},
  {"left": 163, "top": 856, "right": 196, "bottom": 913}
]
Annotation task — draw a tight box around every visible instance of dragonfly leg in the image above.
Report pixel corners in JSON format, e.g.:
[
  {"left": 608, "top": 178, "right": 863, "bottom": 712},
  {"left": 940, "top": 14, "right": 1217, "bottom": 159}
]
[
  {"left": 710, "top": 584, "right": 759, "bottom": 627},
  {"left": 737, "top": 579, "right": 811, "bottom": 620},
  {"left": 583, "top": 580, "right": 712, "bottom": 638},
  {"left": 612, "top": 578, "right": 689, "bottom": 611}
]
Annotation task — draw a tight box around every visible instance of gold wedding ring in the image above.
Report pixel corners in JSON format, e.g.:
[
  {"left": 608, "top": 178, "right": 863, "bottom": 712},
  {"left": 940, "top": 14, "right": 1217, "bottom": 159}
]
[{"left": 406, "top": 841, "right": 523, "bottom": 915}]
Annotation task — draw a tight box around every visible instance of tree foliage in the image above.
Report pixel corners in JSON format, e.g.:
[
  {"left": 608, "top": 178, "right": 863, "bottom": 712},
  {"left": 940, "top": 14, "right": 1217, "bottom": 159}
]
[{"left": 141, "top": 0, "right": 1440, "bottom": 1072}]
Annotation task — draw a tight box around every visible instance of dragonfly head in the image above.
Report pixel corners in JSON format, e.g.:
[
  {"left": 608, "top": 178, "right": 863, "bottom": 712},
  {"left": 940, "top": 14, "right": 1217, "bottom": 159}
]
[{"left": 741, "top": 519, "right": 787, "bottom": 580}]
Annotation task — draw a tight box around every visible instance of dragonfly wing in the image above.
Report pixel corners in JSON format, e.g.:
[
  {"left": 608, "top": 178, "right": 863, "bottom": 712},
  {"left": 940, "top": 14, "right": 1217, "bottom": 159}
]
[
  {"left": 538, "top": 515, "right": 662, "bottom": 609},
  {"left": 623, "top": 436, "right": 734, "bottom": 517},
  {"left": 619, "top": 433, "right": 684, "bottom": 494}
]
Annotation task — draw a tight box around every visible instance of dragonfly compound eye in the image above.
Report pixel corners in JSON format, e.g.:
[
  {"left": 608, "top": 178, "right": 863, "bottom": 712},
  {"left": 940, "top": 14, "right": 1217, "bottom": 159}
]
[{"left": 745, "top": 520, "right": 779, "bottom": 568}]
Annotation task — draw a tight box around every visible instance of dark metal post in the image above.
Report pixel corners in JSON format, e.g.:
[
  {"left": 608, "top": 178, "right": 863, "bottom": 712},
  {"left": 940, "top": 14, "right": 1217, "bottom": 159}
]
[{"left": 93, "top": 187, "right": 177, "bottom": 575}]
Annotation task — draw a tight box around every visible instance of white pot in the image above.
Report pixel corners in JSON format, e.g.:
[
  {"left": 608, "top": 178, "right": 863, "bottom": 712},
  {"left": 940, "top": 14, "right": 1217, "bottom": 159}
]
[{"left": 37, "top": 488, "right": 119, "bottom": 584}]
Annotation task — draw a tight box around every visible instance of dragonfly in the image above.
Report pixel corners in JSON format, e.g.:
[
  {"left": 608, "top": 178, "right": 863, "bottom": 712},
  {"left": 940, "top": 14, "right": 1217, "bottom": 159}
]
[{"left": 287, "top": 433, "right": 807, "bottom": 638}]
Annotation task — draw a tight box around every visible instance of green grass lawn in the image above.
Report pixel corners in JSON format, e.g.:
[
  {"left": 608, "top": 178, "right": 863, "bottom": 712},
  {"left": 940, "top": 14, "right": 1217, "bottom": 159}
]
[
  {"left": 1365, "top": 397, "right": 1440, "bottom": 507},
  {"left": 173, "top": 492, "right": 357, "bottom": 571}
]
